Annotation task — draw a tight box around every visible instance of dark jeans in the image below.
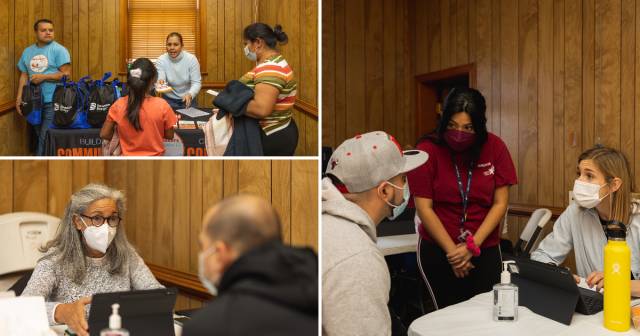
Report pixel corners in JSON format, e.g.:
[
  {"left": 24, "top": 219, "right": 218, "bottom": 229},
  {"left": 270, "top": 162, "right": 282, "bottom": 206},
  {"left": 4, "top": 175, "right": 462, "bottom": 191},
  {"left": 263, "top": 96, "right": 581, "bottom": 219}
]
[
  {"left": 261, "top": 119, "right": 299, "bottom": 156},
  {"left": 35, "top": 103, "right": 54, "bottom": 156},
  {"left": 162, "top": 95, "right": 198, "bottom": 110},
  {"left": 419, "top": 239, "right": 501, "bottom": 309}
]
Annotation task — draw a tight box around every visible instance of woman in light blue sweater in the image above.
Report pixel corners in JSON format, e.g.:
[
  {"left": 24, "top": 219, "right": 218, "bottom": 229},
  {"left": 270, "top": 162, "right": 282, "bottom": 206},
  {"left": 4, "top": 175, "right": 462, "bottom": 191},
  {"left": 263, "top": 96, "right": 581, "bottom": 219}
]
[{"left": 156, "top": 32, "right": 202, "bottom": 109}]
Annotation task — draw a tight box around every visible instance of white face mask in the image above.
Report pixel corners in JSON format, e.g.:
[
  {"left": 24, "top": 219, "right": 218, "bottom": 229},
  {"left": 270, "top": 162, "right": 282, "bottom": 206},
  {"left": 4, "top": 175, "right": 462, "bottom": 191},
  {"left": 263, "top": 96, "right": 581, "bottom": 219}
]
[
  {"left": 244, "top": 45, "right": 257, "bottom": 62},
  {"left": 573, "top": 180, "right": 609, "bottom": 209},
  {"left": 382, "top": 181, "right": 410, "bottom": 220},
  {"left": 198, "top": 246, "right": 219, "bottom": 296},
  {"left": 79, "top": 217, "right": 117, "bottom": 254}
]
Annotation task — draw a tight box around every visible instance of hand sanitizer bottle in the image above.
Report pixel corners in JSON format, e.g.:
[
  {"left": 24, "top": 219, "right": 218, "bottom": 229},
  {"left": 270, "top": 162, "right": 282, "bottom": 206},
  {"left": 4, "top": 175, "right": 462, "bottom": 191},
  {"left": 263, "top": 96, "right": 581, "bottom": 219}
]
[
  {"left": 493, "top": 260, "right": 518, "bottom": 321},
  {"left": 100, "top": 303, "right": 129, "bottom": 336}
]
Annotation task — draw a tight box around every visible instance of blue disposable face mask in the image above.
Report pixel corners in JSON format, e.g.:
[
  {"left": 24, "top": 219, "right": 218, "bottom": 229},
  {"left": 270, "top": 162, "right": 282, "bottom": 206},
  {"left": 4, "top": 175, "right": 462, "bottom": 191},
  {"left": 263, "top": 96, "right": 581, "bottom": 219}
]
[{"left": 383, "top": 180, "right": 410, "bottom": 220}]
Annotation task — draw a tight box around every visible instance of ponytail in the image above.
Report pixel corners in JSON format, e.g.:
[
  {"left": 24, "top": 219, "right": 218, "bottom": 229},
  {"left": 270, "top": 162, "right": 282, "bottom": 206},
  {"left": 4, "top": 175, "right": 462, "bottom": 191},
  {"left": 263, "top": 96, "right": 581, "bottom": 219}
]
[
  {"left": 243, "top": 23, "right": 288, "bottom": 49},
  {"left": 126, "top": 58, "right": 157, "bottom": 131}
]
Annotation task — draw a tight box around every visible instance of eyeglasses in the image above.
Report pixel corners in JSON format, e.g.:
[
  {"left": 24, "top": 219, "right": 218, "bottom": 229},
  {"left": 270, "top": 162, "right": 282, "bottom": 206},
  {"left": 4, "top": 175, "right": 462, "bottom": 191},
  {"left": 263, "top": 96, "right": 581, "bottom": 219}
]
[{"left": 79, "top": 214, "right": 121, "bottom": 228}]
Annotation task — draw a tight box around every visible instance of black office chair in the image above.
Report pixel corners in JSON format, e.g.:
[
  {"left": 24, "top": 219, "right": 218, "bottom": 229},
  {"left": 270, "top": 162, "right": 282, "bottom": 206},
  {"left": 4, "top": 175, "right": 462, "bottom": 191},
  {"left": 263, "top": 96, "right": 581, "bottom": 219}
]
[
  {"left": 513, "top": 208, "right": 552, "bottom": 257},
  {"left": 7, "top": 270, "right": 33, "bottom": 296},
  {"left": 321, "top": 146, "right": 333, "bottom": 175}
]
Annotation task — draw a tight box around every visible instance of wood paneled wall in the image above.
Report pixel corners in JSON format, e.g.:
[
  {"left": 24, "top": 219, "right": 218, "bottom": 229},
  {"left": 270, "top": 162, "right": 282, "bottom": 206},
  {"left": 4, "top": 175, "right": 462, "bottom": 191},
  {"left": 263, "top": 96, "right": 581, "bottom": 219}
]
[
  {"left": 414, "top": 0, "right": 640, "bottom": 212},
  {"left": 0, "top": 159, "right": 318, "bottom": 309},
  {"left": 324, "top": 0, "right": 640, "bottom": 209},
  {"left": 104, "top": 160, "right": 318, "bottom": 262},
  {"left": 0, "top": 160, "right": 106, "bottom": 217},
  {"left": 0, "top": 0, "right": 318, "bottom": 156},
  {"left": 0, "top": 0, "right": 64, "bottom": 155},
  {"left": 104, "top": 159, "right": 318, "bottom": 309},
  {"left": 322, "top": 0, "right": 416, "bottom": 148},
  {"left": 259, "top": 0, "right": 319, "bottom": 156}
]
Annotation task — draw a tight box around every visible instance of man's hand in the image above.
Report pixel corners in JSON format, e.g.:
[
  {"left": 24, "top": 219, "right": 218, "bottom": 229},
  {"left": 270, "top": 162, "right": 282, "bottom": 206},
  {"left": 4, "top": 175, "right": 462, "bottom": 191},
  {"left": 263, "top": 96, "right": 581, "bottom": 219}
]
[
  {"left": 54, "top": 296, "right": 92, "bottom": 336},
  {"left": 15, "top": 99, "right": 22, "bottom": 116},
  {"left": 30, "top": 74, "right": 47, "bottom": 85}
]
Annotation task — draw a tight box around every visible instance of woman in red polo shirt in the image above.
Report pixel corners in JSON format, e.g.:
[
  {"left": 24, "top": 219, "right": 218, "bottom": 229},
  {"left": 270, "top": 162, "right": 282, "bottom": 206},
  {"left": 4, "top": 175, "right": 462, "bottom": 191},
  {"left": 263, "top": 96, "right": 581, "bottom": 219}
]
[{"left": 407, "top": 87, "right": 517, "bottom": 308}]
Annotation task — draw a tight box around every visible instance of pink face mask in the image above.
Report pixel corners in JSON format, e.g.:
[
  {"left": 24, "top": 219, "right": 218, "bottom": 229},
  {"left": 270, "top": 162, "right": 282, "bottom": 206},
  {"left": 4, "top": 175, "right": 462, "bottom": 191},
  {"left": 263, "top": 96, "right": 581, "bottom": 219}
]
[{"left": 444, "top": 129, "right": 476, "bottom": 152}]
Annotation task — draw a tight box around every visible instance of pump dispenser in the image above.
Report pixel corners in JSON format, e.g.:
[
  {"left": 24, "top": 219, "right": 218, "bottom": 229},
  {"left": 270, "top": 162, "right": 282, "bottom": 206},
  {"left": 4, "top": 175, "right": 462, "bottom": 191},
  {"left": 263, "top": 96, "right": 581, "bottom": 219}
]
[
  {"left": 100, "top": 303, "right": 129, "bottom": 336},
  {"left": 493, "top": 260, "right": 518, "bottom": 321}
]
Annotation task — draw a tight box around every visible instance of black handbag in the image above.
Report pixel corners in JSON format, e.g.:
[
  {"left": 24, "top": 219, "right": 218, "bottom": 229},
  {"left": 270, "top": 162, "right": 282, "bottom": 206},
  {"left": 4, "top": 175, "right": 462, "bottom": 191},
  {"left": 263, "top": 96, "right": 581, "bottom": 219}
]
[
  {"left": 52, "top": 76, "right": 81, "bottom": 128},
  {"left": 21, "top": 81, "right": 43, "bottom": 126},
  {"left": 88, "top": 72, "right": 119, "bottom": 127}
]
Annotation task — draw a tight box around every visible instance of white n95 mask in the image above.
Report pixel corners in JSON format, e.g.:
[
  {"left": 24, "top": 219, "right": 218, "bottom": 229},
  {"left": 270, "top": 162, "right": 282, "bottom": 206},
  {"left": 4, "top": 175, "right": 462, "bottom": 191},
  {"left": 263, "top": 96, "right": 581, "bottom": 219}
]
[
  {"left": 80, "top": 217, "right": 117, "bottom": 254},
  {"left": 573, "top": 180, "right": 608, "bottom": 209},
  {"left": 198, "top": 247, "right": 219, "bottom": 296},
  {"left": 244, "top": 45, "right": 257, "bottom": 62}
]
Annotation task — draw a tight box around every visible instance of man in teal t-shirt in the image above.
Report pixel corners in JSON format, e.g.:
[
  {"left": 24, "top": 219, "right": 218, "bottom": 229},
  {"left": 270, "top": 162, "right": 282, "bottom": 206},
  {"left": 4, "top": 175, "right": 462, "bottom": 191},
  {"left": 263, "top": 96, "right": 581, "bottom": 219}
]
[{"left": 15, "top": 19, "right": 71, "bottom": 156}]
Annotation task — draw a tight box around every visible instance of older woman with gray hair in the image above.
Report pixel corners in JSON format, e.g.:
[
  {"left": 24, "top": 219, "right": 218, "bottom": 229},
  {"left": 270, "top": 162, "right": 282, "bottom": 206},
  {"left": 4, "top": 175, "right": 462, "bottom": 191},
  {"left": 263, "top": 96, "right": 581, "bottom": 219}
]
[{"left": 21, "top": 184, "right": 162, "bottom": 336}]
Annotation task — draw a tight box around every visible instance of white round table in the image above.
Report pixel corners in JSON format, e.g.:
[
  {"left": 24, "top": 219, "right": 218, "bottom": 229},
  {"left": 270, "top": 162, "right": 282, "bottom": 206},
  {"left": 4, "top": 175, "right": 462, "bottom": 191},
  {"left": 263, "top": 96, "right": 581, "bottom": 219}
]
[{"left": 408, "top": 291, "right": 639, "bottom": 336}]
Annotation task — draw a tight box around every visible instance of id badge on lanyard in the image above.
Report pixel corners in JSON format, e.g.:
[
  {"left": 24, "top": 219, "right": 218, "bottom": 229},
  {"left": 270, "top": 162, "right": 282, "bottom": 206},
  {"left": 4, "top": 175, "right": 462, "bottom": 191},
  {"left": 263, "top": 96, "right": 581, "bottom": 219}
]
[{"left": 454, "top": 157, "right": 474, "bottom": 243}]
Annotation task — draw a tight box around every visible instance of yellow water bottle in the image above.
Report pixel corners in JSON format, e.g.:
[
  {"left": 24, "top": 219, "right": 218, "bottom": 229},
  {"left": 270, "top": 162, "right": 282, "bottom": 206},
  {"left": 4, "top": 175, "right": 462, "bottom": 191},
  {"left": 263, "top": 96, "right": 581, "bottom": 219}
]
[{"left": 603, "top": 227, "right": 631, "bottom": 332}]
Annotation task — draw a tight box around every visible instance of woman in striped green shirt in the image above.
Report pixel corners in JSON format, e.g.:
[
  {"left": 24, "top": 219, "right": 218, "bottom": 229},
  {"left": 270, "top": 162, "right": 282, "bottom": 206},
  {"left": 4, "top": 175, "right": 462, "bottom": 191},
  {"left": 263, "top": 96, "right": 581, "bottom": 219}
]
[{"left": 239, "top": 23, "right": 298, "bottom": 156}]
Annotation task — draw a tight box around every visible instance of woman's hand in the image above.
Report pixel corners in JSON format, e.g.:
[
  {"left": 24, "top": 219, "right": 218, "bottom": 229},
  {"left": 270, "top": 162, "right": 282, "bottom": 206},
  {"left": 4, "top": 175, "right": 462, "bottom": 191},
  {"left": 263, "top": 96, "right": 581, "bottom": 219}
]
[
  {"left": 586, "top": 271, "right": 605, "bottom": 291},
  {"left": 447, "top": 243, "right": 473, "bottom": 268},
  {"left": 54, "top": 296, "right": 92, "bottom": 336},
  {"left": 182, "top": 94, "right": 193, "bottom": 108},
  {"left": 451, "top": 260, "right": 475, "bottom": 278}
]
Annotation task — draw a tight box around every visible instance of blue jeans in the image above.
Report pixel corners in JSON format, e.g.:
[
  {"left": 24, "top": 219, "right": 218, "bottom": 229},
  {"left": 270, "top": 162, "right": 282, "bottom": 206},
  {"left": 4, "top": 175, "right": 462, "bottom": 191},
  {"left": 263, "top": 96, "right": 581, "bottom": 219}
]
[
  {"left": 36, "top": 103, "right": 54, "bottom": 156},
  {"left": 162, "top": 96, "right": 198, "bottom": 110}
]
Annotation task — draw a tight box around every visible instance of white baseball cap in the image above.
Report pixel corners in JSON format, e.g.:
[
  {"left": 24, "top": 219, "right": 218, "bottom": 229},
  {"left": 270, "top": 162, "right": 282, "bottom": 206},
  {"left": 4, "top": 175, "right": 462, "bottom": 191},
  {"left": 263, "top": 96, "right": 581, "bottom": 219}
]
[{"left": 326, "top": 131, "right": 428, "bottom": 193}]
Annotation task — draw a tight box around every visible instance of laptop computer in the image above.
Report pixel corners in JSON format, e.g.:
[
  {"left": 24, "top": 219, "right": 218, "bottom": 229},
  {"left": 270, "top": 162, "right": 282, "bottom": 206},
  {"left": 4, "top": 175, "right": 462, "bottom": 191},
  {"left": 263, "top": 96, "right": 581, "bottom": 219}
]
[
  {"left": 509, "top": 257, "right": 603, "bottom": 325},
  {"left": 88, "top": 287, "right": 177, "bottom": 336}
]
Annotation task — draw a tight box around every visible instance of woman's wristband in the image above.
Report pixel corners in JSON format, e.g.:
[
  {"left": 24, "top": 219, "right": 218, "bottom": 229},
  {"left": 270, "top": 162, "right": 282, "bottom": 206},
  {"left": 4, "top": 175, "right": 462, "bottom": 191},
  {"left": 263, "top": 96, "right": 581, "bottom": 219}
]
[{"left": 465, "top": 234, "right": 481, "bottom": 257}]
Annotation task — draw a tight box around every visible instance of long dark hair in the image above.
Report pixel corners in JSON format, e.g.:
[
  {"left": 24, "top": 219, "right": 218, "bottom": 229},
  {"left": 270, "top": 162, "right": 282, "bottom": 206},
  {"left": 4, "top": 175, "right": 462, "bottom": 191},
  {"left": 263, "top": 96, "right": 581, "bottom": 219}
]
[
  {"left": 126, "top": 58, "right": 157, "bottom": 131},
  {"left": 243, "top": 23, "right": 288, "bottom": 49},
  {"left": 420, "top": 87, "right": 489, "bottom": 160}
]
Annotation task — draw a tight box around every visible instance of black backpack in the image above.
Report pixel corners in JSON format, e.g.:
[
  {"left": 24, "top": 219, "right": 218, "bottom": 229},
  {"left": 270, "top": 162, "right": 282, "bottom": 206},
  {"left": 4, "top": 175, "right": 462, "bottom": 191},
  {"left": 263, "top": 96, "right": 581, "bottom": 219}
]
[
  {"left": 88, "top": 72, "right": 120, "bottom": 127},
  {"left": 21, "top": 81, "right": 43, "bottom": 125},
  {"left": 52, "top": 77, "right": 81, "bottom": 128}
]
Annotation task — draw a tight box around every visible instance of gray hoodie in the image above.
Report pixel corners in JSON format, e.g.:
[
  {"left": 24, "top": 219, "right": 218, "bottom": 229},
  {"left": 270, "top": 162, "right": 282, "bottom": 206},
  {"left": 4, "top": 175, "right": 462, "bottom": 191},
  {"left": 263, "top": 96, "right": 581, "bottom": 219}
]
[{"left": 322, "top": 177, "right": 391, "bottom": 336}]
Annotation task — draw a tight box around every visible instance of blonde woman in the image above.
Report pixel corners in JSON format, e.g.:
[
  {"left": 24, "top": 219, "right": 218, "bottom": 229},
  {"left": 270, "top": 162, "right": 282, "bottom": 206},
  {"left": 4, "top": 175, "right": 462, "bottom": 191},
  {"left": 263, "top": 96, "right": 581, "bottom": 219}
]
[{"left": 531, "top": 145, "right": 640, "bottom": 296}]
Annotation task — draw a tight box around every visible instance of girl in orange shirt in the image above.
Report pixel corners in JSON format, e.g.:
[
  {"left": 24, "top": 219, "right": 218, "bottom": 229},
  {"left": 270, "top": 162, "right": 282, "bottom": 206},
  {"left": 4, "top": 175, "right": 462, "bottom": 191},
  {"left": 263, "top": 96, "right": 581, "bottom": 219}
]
[{"left": 100, "top": 58, "right": 177, "bottom": 156}]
